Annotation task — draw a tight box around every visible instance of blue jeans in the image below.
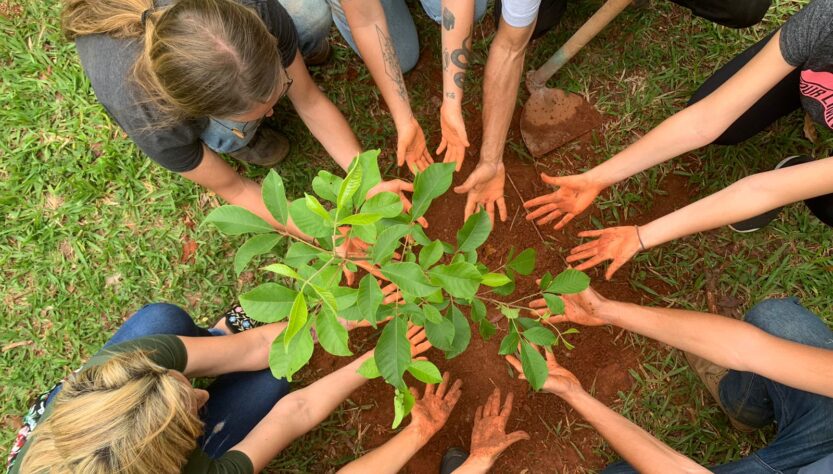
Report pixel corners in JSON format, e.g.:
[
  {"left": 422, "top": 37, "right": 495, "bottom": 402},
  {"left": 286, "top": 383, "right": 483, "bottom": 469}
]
[
  {"left": 46, "top": 303, "right": 290, "bottom": 459},
  {"left": 603, "top": 298, "right": 833, "bottom": 473}
]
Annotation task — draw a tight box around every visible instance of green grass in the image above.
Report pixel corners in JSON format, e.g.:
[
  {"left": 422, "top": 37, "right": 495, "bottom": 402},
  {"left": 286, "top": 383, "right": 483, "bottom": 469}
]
[{"left": 2, "top": 0, "right": 832, "bottom": 471}]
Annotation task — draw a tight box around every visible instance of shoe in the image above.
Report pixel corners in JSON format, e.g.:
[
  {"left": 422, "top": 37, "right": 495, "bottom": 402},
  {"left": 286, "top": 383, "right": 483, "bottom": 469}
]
[
  {"left": 229, "top": 127, "right": 289, "bottom": 168},
  {"left": 728, "top": 155, "right": 814, "bottom": 232},
  {"left": 631, "top": 0, "right": 650, "bottom": 8},
  {"left": 304, "top": 40, "right": 332, "bottom": 67},
  {"left": 214, "top": 304, "right": 265, "bottom": 334},
  {"left": 683, "top": 351, "right": 755, "bottom": 433},
  {"left": 440, "top": 447, "right": 469, "bottom": 474}
]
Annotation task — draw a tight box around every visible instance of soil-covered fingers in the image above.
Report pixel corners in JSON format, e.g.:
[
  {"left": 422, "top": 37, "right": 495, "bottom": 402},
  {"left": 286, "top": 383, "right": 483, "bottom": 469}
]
[
  {"left": 444, "top": 378, "right": 463, "bottom": 407},
  {"left": 534, "top": 208, "right": 564, "bottom": 226},
  {"left": 408, "top": 328, "right": 432, "bottom": 356},
  {"left": 382, "top": 283, "right": 403, "bottom": 304},
  {"left": 497, "top": 197, "right": 507, "bottom": 222},
  {"left": 499, "top": 391, "right": 515, "bottom": 420},
  {"left": 435, "top": 371, "right": 452, "bottom": 399},
  {"left": 552, "top": 213, "right": 576, "bottom": 230},
  {"left": 504, "top": 355, "right": 526, "bottom": 381}
]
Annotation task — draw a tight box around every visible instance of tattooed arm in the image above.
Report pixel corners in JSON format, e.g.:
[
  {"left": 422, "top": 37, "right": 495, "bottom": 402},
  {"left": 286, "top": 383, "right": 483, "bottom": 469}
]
[
  {"left": 437, "top": 0, "right": 476, "bottom": 171},
  {"left": 341, "top": 0, "right": 433, "bottom": 173}
]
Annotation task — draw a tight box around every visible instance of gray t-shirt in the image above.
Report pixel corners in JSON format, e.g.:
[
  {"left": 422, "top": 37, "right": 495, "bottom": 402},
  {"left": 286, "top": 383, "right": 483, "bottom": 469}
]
[
  {"left": 75, "top": 0, "right": 299, "bottom": 172},
  {"left": 780, "top": 0, "right": 833, "bottom": 130}
]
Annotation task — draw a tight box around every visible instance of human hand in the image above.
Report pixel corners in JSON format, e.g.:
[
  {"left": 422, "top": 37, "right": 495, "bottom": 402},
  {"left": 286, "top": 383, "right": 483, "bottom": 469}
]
[
  {"left": 409, "top": 371, "right": 463, "bottom": 439},
  {"left": 454, "top": 162, "right": 507, "bottom": 224},
  {"left": 566, "top": 226, "right": 642, "bottom": 280},
  {"left": 339, "top": 283, "right": 403, "bottom": 331},
  {"left": 523, "top": 173, "right": 603, "bottom": 230},
  {"left": 505, "top": 345, "right": 583, "bottom": 397},
  {"left": 437, "top": 103, "right": 470, "bottom": 172},
  {"left": 366, "top": 179, "right": 429, "bottom": 228},
  {"left": 466, "top": 389, "right": 529, "bottom": 468},
  {"left": 407, "top": 323, "right": 433, "bottom": 357},
  {"left": 529, "top": 287, "right": 609, "bottom": 326},
  {"left": 397, "top": 116, "right": 434, "bottom": 174}
]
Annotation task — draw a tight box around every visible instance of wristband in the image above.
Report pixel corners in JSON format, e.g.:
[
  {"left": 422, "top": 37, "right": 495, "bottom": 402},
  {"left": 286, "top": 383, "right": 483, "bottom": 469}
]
[{"left": 635, "top": 226, "right": 646, "bottom": 251}]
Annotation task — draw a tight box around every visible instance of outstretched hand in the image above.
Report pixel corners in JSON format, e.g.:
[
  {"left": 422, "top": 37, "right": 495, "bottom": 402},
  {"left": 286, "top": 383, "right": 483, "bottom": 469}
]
[
  {"left": 566, "top": 226, "right": 642, "bottom": 280},
  {"left": 397, "top": 116, "right": 434, "bottom": 174},
  {"left": 467, "top": 389, "right": 529, "bottom": 467},
  {"left": 454, "top": 162, "right": 507, "bottom": 224},
  {"left": 529, "top": 287, "right": 608, "bottom": 326},
  {"left": 524, "top": 173, "right": 603, "bottom": 230},
  {"left": 367, "top": 179, "right": 429, "bottom": 228},
  {"left": 437, "top": 104, "right": 470, "bottom": 172},
  {"left": 409, "top": 372, "right": 463, "bottom": 438},
  {"left": 505, "top": 345, "right": 582, "bottom": 397}
]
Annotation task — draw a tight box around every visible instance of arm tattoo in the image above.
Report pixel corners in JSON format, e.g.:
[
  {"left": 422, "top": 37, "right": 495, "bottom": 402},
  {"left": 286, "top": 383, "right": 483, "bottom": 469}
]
[
  {"left": 375, "top": 24, "right": 408, "bottom": 102},
  {"left": 442, "top": 47, "right": 449, "bottom": 71},
  {"left": 442, "top": 7, "right": 455, "bottom": 30},
  {"left": 449, "top": 27, "right": 472, "bottom": 89}
]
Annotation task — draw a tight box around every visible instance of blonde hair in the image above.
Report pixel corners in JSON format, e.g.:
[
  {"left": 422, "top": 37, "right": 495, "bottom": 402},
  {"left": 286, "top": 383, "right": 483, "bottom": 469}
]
[
  {"left": 61, "top": 0, "right": 286, "bottom": 120},
  {"left": 19, "top": 351, "right": 204, "bottom": 474}
]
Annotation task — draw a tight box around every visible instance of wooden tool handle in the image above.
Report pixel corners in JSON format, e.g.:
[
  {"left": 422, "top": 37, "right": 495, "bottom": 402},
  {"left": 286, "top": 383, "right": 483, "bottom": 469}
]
[{"left": 529, "top": 0, "right": 633, "bottom": 88}]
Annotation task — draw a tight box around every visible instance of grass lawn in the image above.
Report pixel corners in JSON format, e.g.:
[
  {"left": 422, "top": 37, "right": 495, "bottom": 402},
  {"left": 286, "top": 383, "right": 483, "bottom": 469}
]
[{"left": 2, "top": 0, "right": 832, "bottom": 471}]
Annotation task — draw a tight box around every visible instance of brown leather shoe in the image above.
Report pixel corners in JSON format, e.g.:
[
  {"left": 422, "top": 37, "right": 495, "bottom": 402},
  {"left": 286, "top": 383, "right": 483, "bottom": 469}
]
[
  {"left": 684, "top": 351, "right": 756, "bottom": 433},
  {"left": 229, "top": 127, "right": 289, "bottom": 168}
]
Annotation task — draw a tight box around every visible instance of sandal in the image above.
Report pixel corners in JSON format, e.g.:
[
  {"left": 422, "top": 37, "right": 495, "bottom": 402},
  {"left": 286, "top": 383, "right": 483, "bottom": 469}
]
[{"left": 215, "top": 304, "right": 264, "bottom": 334}]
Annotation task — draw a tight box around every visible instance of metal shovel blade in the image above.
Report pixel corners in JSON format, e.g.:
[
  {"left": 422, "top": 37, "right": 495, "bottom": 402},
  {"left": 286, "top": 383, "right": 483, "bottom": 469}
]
[{"left": 520, "top": 87, "right": 601, "bottom": 158}]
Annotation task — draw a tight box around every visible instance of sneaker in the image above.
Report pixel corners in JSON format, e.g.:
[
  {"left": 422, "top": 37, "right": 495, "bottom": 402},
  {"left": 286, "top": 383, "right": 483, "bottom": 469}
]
[
  {"left": 304, "top": 40, "right": 332, "bottom": 67},
  {"left": 440, "top": 447, "right": 469, "bottom": 474},
  {"left": 728, "top": 155, "right": 814, "bottom": 232},
  {"left": 229, "top": 127, "right": 289, "bottom": 168},
  {"left": 683, "top": 351, "right": 755, "bottom": 433},
  {"left": 214, "top": 304, "right": 265, "bottom": 334}
]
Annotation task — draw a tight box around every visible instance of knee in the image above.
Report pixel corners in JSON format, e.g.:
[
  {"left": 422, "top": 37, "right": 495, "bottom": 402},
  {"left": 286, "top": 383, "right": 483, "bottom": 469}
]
[
  {"left": 129, "top": 303, "right": 196, "bottom": 335},
  {"left": 721, "top": 0, "right": 771, "bottom": 29},
  {"left": 744, "top": 298, "right": 802, "bottom": 334},
  {"left": 279, "top": 0, "right": 332, "bottom": 39},
  {"left": 398, "top": 46, "right": 419, "bottom": 74}
]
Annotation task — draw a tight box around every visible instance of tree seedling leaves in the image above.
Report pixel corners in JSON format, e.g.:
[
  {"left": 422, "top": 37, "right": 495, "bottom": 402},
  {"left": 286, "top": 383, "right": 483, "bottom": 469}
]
[
  {"left": 446, "top": 305, "right": 471, "bottom": 359},
  {"left": 523, "top": 327, "right": 557, "bottom": 346},
  {"left": 362, "top": 191, "right": 403, "bottom": 218},
  {"left": 337, "top": 160, "right": 363, "bottom": 212},
  {"left": 357, "top": 274, "right": 384, "bottom": 327},
  {"left": 456, "top": 209, "right": 492, "bottom": 252},
  {"left": 547, "top": 269, "right": 591, "bottom": 294},
  {"left": 374, "top": 315, "right": 411, "bottom": 388},
  {"left": 478, "top": 320, "right": 497, "bottom": 340},
  {"left": 539, "top": 272, "right": 554, "bottom": 291},
  {"left": 289, "top": 198, "right": 330, "bottom": 238},
  {"left": 381, "top": 262, "right": 437, "bottom": 297},
  {"left": 305, "top": 193, "right": 332, "bottom": 224},
  {"left": 262, "top": 170, "right": 289, "bottom": 225},
  {"left": 332, "top": 286, "right": 358, "bottom": 311},
  {"left": 315, "top": 308, "right": 352, "bottom": 356},
  {"left": 269, "top": 326, "right": 314, "bottom": 382},
  {"left": 239, "top": 282, "right": 297, "bottom": 323},
  {"left": 234, "top": 233, "right": 282, "bottom": 276},
  {"left": 352, "top": 150, "right": 383, "bottom": 207},
  {"left": 520, "top": 340, "right": 549, "bottom": 391},
  {"left": 498, "top": 329, "right": 520, "bottom": 356},
  {"left": 357, "top": 356, "right": 382, "bottom": 379},
  {"left": 411, "top": 162, "right": 456, "bottom": 219},
  {"left": 500, "top": 306, "right": 520, "bottom": 320},
  {"left": 543, "top": 294, "right": 566, "bottom": 315},
  {"left": 285, "top": 241, "right": 322, "bottom": 267},
  {"left": 262, "top": 263, "right": 301, "bottom": 280},
  {"left": 418, "top": 240, "right": 444, "bottom": 269},
  {"left": 492, "top": 277, "right": 516, "bottom": 296},
  {"left": 392, "top": 387, "right": 415, "bottom": 429},
  {"left": 204, "top": 205, "right": 274, "bottom": 235},
  {"left": 422, "top": 304, "right": 443, "bottom": 324},
  {"left": 428, "top": 262, "right": 481, "bottom": 300},
  {"left": 338, "top": 213, "right": 382, "bottom": 226},
  {"left": 283, "top": 292, "right": 308, "bottom": 349},
  {"left": 312, "top": 170, "right": 342, "bottom": 203},
  {"left": 372, "top": 224, "right": 411, "bottom": 264},
  {"left": 425, "top": 316, "right": 455, "bottom": 351},
  {"left": 470, "top": 298, "right": 487, "bottom": 323},
  {"left": 507, "top": 248, "right": 536, "bottom": 276},
  {"left": 351, "top": 223, "right": 377, "bottom": 244},
  {"left": 480, "top": 272, "right": 511, "bottom": 287},
  {"left": 407, "top": 359, "right": 443, "bottom": 384}
]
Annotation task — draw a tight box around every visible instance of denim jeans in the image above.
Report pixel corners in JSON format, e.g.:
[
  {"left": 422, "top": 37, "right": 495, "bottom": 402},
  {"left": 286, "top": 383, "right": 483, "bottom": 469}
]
[
  {"left": 200, "top": 117, "right": 263, "bottom": 155},
  {"left": 603, "top": 298, "right": 833, "bottom": 473},
  {"left": 46, "top": 303, "right": 290, "bottom": 459}
]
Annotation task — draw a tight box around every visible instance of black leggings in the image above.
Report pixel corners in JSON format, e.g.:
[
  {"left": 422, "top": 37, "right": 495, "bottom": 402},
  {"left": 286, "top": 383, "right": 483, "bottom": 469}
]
[
  {"left": 689, "top": 33, "right": 833, "bottom": 227},
  {"left": 494, "top": 0, "right": 772, "bottom": 40}
]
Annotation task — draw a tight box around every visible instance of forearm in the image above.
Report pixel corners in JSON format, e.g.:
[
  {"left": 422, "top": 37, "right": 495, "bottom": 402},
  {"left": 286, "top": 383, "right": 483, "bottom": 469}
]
[
  {"left": 441, "top": 0, "right": 475, "bottom": 105},
  {"left": 296, "top": 90, "right": 362, "bottom": 170},
  {"left": 221, "top": 177, "right": 309, "bottom": 240},
  {"left": 480, "top": 21, "right": 532, "bottom": 164},
  {"left": 337, "top": 424, "right": 429, "bottom": 474},
  {"left": 599, "top": 300, "right": 833, "bottom": 398},
  {"left": 181, "top": 322, "right": 287, "bottom": 378},
  {"left": 343, "top": 1, "right": 414, "bottom": 128},
  {"left": 562, "top": 389, "right": 707, "bottom": 473}
]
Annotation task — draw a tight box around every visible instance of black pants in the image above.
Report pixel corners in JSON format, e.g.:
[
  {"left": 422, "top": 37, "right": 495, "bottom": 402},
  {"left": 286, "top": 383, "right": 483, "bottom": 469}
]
[
  {"left": 495, "top": 0, "right": 772, "bottom": 40},
  {"left": 689, "top": 33, "right": 833, "bottom": 227}
]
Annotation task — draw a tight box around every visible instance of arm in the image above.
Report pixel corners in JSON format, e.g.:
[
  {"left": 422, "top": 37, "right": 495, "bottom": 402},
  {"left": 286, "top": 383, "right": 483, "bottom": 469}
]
[
  {"left": 178, "top": 323, "right": 286, "bottom": 378},
  {"left": 286, "top": 52, "right": 361, "bottom": 170},
  {"left": 454, "top": 389, "right": 529, "bottom": 474}
]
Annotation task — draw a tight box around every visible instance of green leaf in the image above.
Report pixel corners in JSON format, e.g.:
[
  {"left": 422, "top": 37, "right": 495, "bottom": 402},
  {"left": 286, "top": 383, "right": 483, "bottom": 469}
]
[
  {"left": 418, "top": 240, "right": 444, "bottom": 269},
  {"left": 498, "top": 329, "right": 520, "bottom": 355},
  {"left": 269, "top": 328, "right": 314, "bottom": 382},
  {"left": 351, "top": 223, "right": 377, "bottom": 244},
  {"left": 543, "top": 294, "right": 566, "bottom": 315},
  {"left": 523, "top": 327, "right": 557, "bottom": 346},
  {"left": 371, "top": 224, "right": 411, "bottom": 265},
  {"left": 407, "top": 360, "right": 443, "bottom": 384},
  {"left": 338, "top": 213, "right": 382, "bottom": 226},
  {"left": 446, "top": 305, "right": 471, "bottom": 359},
  {"left": 262, "top": 263, "right": 301, "bottom": 280},
  {"left": 315, "top": 309, "right": 352, "bottom": 356},
  {"left": 285, "top": 241, "right": 322, "bottom": 267},
  {"left": 283, "top": 292, "right": 308, "bottom": 349},
  {"left": 239, "top": 283, "right": 297, "bottom": 323},
  {"left": 481, "top": 272, "right": 511, "bottom": 287},
  {"left": 381, "top": 262, "right": 437, "bottom": 297},
  {"left": 547, "top": 269, "right": 591, "bottom": 294},
  {"left": 337, "top": 161, "right": 363, "bottom": 211},
  {"left": 508, "top": 248, "right": 536, "bottom": 276},
  {"left": 374, "top": 315, "right": 411, "bottom": 388},
  {"left": 204, "top": 205, "right": 273, "bottom": 235},
  {"left": 539, "top": 272, "right": 554, "bottom": 291},
  {"left": 425, "top": 316, "right": 455, "bottom": 351},
  {"left": 423, "top": 304, "right": 443, "bottom": 324},
  {"left": 233, "top": 234, "right": 282, "bottom": 276},
  {"left": 289, "top": 199, "right": 330, "bottom": 238},
  {"left": 520, "top": 340, "right": 549, "bottom": 391},
  {"left": 428, "top": 262, "right": 481, "bottom": 300},
  {"left": 471, "top": 298, "right": 487, "bottom": 323},
  {"left": 456, "top": 210, "right": 492, "bottom": 252},
  {"left": 492, "top": 278, "right": 516, "bottom": 296},
  {"left": 332, "top": 286, "right": 358, "bottom": 311},
  {"left": 392, "top": 387, "right": 415, "bottom": 429},
  {"left": 357, "top": 356, "right": 381, "bottom": 379},
  {"left": 500, "top": 306, "right": 520, "bottom": 320},
  {"left": 262, "top": 170, "right": 289, "bottom": 225},
  {"left": 353, "top": 150, "right": 383, "bottom": 206},
  {"left": 305, "top": 193, "right": 332, "bottom": 224},
  {"left": 362, "top": 192, "right": 403, "bottom": 218},
  {"left": 411, "top": 162, "right": 456, "bottom": 219},
  {"left": 478, "top": 320, "right": 496, "bottom": 340},
  {"left": 357, "top": 274, "right": 384, "bottom": 327},
  {"left": 312, "top": 170, "right": 342, "bottom": 203}
]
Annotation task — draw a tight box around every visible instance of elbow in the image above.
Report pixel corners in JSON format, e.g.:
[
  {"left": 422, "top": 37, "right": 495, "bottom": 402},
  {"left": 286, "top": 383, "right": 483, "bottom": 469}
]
[{"left": 277, "top": 391, "right": 317, "bottom": 429}]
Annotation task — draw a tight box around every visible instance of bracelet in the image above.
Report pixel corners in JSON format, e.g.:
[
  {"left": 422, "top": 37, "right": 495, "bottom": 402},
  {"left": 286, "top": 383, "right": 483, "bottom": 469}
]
[{"left": 635, "top": 226, "right": 646, "bottom": 251}]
